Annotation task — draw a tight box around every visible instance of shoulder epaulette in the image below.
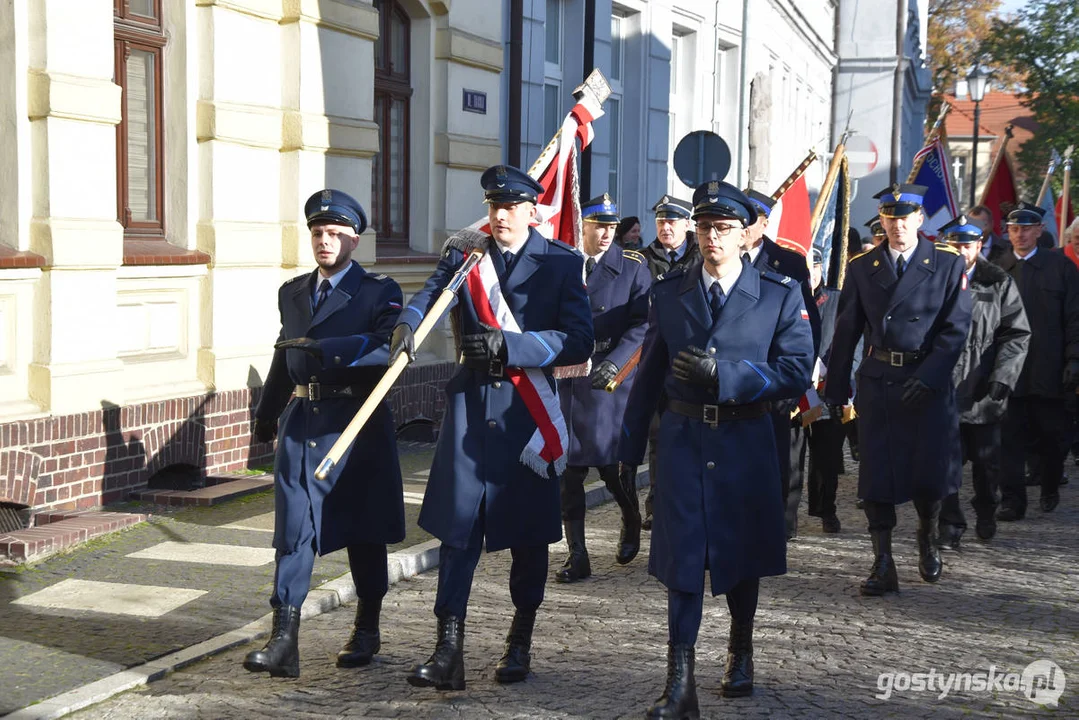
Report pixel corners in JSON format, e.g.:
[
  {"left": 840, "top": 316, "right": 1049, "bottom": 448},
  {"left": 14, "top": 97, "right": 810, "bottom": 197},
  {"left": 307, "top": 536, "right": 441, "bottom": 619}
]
[
  {"left": 760, "top": 269, "right": 794, "bottom": 286},
  {"left": 370, "top": 273, "right": 389, "bottom": 281},
  {"left": 283, "top": 274, "right": 308, "bottom": 286},
  {"left": 935, "top": 242, "right": 960, "bottom": 255},
  {"left": 547, "top": 238, "right": 578, "bottom": 254},
  {"left": 623, "top": 249, "right": 645, "bottom": 264},
  {"left": 849, "top": 249, "right": 873, "bottom": 262},
  {"left": 655, "top": 266, "right": 684, "bottom": 284}
]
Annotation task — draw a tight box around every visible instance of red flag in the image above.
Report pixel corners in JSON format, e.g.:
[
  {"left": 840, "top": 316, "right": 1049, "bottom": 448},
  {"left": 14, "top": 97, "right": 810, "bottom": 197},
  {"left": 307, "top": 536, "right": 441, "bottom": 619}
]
[
  {"left": 980, "top": 153, "right": 1018, "bottom": 235},
  {"left": 772, "top": 174, "right": 812, "bottom": 256},
  {"left": 1057, "top": 194, "right": 1075, "bottom": 234}
]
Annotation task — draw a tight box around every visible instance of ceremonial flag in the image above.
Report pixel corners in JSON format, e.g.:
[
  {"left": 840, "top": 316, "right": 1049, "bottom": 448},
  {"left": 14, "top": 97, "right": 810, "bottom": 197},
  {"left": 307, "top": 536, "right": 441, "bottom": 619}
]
[
  {"left": 979, "top": 151, "right": 1018, "bottom": 236},
  {"left": 812, "top": 157, "right": 851, "bottom": 288},
  {"left": 910, "top": 131, "right": 959, "bottom": 238},
  {"left": 1039, "top": 185, "right": 1059, "bottom": 243},
  {"left": 771, "top": 174, "right": 813, "bottom": 257}
]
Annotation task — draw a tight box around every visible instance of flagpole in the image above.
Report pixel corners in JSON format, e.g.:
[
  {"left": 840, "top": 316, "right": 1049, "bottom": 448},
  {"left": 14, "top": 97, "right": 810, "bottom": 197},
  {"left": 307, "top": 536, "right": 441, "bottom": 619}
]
[
  {"left": 770, "top": 150, "right": 818, "bottom": 201},
  {"left": 1062, "top": 154, "right": 1073, "bottom": 248},
  {"left": 978, "top": 124, "right": 1015, "bottom": 207},
  {"left": 835, "top": 155, "right": 852, "bottom": 291},
  {"left": 907, "top": 102, "right": 951, "bottom": 183},
  {"left": 809, "top": 137, "right": 848, "bottom": 239},
  {"left": 1034, "top": 153, "right": 1060, "bottom": 208}
]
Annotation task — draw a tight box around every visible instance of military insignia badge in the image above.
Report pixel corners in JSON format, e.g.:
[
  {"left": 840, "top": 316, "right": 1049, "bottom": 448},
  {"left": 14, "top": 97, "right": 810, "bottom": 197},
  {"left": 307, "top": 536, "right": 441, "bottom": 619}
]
[
  {"left": 321, "top": 189, "right": 333, "bottom": 203},
  {"left": 662, "top": 195, "right": 670, "bottom": 204},
  {"left": 873, "top": 260, "right": 880, "bottom": 267},
  {"left": 708, "top": 181, "right": 720, "bottom": 195}
]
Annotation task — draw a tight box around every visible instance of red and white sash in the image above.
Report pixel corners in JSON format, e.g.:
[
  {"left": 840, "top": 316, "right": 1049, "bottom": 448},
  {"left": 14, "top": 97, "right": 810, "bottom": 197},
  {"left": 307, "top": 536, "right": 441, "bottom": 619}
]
[{"left": 466, "top": 252, "right": 569, "bottom": 478}]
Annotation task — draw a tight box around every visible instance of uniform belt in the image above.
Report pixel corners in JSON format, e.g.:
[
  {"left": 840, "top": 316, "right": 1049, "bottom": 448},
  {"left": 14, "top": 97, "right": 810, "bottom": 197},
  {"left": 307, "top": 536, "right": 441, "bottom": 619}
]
[
  {"left": 868, "top": 347, "right": 926, "bottom": 367},
  {"left": 294, "top": 383, "right": 365, "bottom": 401},
  {"left": 666, "top": 398, "right": 771, "bottom": 427}
]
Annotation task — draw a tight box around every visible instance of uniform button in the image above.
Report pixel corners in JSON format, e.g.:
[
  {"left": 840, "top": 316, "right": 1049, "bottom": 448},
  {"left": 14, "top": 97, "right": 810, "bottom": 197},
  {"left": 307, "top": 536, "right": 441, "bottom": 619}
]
[
  {"left": 886, "top": 315, "right": 892, "bottom": 321},
  {"left": 706, "top": 461, "right": 715, "bottom": 470},
  {"left": 728, "top": 399, "right": 736, "bottom": 405},
  {"left": 310, "top": 375, "right": 317, "bottom": 382},
  {"left": 488, "top": 420, "right": 497, "bottom": 428},
  {"left": 708, "top": 347, "right": 716, "bottom": 355},
  {"left": 312, "top": 406, "right": 320, "bottom": 414},
  {"left": 334, "top": 356, "right": 342, "bottom": 365},
  {"left": 598, "top": 306, "right": 606, "bottom": 312},
  {"left": 493, "top": 381, "right": 502, "bottom": 389},
  {"left": 308, "top": 441, "right": 317, "bottom": 448}
]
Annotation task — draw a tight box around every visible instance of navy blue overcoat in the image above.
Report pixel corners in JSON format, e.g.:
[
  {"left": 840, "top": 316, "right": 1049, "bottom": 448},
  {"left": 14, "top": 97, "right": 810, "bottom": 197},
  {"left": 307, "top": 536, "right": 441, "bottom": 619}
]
[
  {"left": 257, "top": 261, "right": 405, "bottom": 555},
  {"left": 398, "top": 229, "right": 594, "bottom": 551},
  {"left": 823, "top": 239, "right": 972, "bottom": 504},
  {"left": 558, "top": 248, "right": 651, "bottom": 466},
  {"left": 619, "top": 257, "right": 814, "bottom": 596}
]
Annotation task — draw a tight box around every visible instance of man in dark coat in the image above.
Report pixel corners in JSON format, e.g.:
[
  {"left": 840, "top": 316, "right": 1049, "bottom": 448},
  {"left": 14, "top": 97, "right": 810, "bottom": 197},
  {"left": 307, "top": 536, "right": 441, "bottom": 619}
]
[
  {"left": 824, "top": 184, "right": 972, "bottom": 596},
  {"left": 244, "top": 189, "right": 405, "bottom": 679},
  {"left": 555, "top": 193, "right": 651, "bottom": 582},
  {"left": 967, "top": 204, "right": 1013, "bottom": 267},
  {"left": 390, "top": 165, "right": 594, "bottom": 690},
  {"left": 620, "top": 181, "right": 813, "bottom": 716},
  {"left": 743, "top": 189, "right": 822, "bottom": 539},
  {"left": 994, "top": 203, "right": 1079, "bottom": 521},
  {"left": 639, "top": 194, "right": 700, "bottom": 530},
  {"left": 935, "top": 215, "right": 1030, "bottom": 547}
]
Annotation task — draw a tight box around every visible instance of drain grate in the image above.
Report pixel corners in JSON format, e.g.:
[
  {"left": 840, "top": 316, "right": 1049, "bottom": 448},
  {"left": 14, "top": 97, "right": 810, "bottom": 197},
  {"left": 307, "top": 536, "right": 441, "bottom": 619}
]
[{"left": 0, "top": 502, "right": 31, "bottom": 533}]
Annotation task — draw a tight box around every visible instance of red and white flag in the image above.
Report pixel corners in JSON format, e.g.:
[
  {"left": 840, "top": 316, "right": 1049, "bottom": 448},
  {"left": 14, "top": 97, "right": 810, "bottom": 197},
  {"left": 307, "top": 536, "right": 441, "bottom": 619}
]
[{"left": 770, "top": 173, "right": 813, "bottom": 257}]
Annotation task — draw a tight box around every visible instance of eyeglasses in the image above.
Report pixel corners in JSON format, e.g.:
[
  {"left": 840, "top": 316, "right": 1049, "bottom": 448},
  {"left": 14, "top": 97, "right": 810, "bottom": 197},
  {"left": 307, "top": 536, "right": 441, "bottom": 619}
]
[{"left": 695, "top": 222, "right": 741, "bottom": 237}]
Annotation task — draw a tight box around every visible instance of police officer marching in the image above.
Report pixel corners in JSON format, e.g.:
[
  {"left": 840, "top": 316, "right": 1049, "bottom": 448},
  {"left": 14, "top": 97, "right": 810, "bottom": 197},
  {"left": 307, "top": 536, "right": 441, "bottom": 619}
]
[
  {"left": 639, "top": 195, "right": 700, "bottom": 531},
  {"left": 389, "top": 165, "right": 594, "bottom": 690},
  {"left": 620, "top": 181, "right": 814, "bottom": 716},
  {"left": 244, "top": 190, "right": 406, "bottom": 678},
  {"left": 824, "top": 184, "right": 972, "bottom": 596},
  {"left": 937, "top": 214, "right": 1030, "bottom": 547},
  {"left": 555, "top": 193, "right": 651, "bottom": 583}
]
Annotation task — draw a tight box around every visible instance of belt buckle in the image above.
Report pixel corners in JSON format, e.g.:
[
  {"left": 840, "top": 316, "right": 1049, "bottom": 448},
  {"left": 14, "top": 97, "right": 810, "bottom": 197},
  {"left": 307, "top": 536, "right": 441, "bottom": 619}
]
[
  {"left": 307, "top": 382, "right": 321, "bottom": 401},
  {"left": 890, "top": 351, "right": 903, "bottom": 368},
  {"left": 489, "top": 359, "right": 504, "bottom": 378},
  {"left": 702, "top": 404, "right": 719, "bottom": 428}
]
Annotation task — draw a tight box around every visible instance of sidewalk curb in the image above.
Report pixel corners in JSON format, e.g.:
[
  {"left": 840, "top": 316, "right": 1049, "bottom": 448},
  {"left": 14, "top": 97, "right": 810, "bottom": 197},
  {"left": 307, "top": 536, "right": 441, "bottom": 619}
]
[{"left": 6, "top": 469, "right": 649, "bottom": 719}]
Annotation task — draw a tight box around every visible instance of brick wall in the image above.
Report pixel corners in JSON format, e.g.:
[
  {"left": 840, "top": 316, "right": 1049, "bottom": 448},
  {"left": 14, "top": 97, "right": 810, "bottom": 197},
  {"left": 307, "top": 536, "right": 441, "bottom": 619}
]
[{"left": 0, "top": 362, "right": 455, "bottom": 515}]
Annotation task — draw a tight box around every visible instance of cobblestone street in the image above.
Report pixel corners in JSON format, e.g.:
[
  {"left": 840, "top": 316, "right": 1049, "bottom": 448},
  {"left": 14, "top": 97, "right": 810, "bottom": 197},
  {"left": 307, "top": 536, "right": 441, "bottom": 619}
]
[{"left": 65, "top": 457, "right": 1077, "bottom": 719}]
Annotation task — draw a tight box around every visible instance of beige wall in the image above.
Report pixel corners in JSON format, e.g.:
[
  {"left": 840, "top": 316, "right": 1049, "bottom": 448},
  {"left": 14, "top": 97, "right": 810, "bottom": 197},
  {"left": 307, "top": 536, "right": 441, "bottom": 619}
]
[{"left": 0, "top": 0, "right": 501, "bottom": 422}]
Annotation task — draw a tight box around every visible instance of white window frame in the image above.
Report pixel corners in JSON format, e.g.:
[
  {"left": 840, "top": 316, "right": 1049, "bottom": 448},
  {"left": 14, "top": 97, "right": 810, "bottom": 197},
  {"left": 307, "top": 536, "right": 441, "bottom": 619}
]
[
  {"left": 606, "top": 9, "right": 628, "bottom": 199},
  {"left": 543, "top": 0, "right": 563, "bottom": 144}
]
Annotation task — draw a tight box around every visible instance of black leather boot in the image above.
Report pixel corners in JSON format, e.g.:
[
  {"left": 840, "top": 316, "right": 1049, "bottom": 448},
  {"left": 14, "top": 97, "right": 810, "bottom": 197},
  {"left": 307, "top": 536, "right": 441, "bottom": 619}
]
[
  {"left": 917, "top": 511, "right": 943, "bottom": 583},
  {"left": 604, "top": 465, "right": 641, "bottom": 565},
  {"left": 408, "top": 615, "right": 465, "bottom": 691},
  {"left": 646, "top": 643, "right": 699, "bottom": 719},
  {"left": 860, "top": 528, "right": 899, "bottom": 596},
  {"left": 555, "top": 520, "right": 591, "bottom": 583},
  {"left": 494, "top": 609, "right": 535, "bottom": 683},
  {"left": 721, "top": 617, "right": 754, "bottom": 698},
  {"left": 243, "top": 605, "right": 301, "bottom": 678},
  {"left": 336, "top": 597, "right": 381, "bottom": 667}
]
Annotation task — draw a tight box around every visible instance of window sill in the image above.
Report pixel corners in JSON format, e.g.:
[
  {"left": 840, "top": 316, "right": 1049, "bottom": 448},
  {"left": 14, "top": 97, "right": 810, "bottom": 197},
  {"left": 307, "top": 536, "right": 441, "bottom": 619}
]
[
  {"left": 123, "top": 239, "right": 210, "bottom": 266},
  {"left": 374, "top": 244, "right": 440, "bottom": 265},
  {"left": 0, "top": 246, "right": 47, "bottom": 269}
]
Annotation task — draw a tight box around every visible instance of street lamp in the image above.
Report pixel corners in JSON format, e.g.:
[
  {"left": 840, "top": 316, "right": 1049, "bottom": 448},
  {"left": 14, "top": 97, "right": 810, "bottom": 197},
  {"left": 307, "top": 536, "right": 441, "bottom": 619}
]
[{"left": 967, "top": 63, "right": 990, "bottom": 207}]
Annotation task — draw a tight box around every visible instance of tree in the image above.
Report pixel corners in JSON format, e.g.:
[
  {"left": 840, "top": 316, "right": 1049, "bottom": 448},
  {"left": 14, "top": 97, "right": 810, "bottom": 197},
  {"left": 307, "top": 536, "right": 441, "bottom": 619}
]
[
  {"left": 927, "top": 0, "right": 1007, "bottom": 102},
  {"left": 984, "top": 0, "right": 1079, "bottom": 198}
]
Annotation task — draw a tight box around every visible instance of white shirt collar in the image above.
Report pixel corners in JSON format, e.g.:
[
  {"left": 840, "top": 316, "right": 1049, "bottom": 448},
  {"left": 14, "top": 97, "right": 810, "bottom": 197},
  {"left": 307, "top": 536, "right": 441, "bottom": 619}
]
[
  {"left": 701, "top": 261, "right": 742, "bottom": 297},
  {"left": 1014, "top": 247, "right": 1038, "bottom": 261},
  {"left": 314, "top": 262, "right": 351, "bottom": 298},
  {"left": 887, "top": 243, "right": 917, "bottom": 265},
  {"left": 587, "top": 249, "right": 607, "bottom": 265},
  {"left": 745, "top": 243, "right": 763, "bottom": 264},
  {"left": 494, "top": 235, "right": 529, "bottom": 257}
]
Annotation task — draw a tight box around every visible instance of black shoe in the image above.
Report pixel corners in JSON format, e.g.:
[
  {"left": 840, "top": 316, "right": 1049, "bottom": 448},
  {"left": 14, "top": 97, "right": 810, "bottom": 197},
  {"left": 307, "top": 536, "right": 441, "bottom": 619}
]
[
  {"left": 642, "top": 512, "right": 653, "bottom": 531},
  {"left": 494, "top": 610, "right": 535, "bottom": 684},
  {"left": 610, "top": 465, "right": 642, "bottom": 565},
  {"left": 1040, "top": 493, "right": 1060, "bottom": 513},
  {"left": 646, "top": 644, "right": 699, "bottom": 719},
  {"left": 821, "top": 515, "right": 841, "bottom": 534},
  {"left": 337, "top": 597, "right": 381, "bottom": 668},
  {"left": 721, "top": 619, "right": 754, "bottom": 698},
  {"left": 937, "top": 524, "right": 963, "bottom": 551},
  {"left": 855, "top": 498, "right": 865, "bottom": 510},
  {"left": 408, "top": 615, "right": 465, "bottom": 691},
  {"left": 917, "top": 514, "right": 943, "bottom": 583},
  {"left": 555, "top": 519, "right": 591, "bottom": 583},
  {"left": 243, "top": 605, "right": 301, "bottom": 678},
  {"left": 996, "top": 505, "right": 1025, "bottom": 522},
  {"left": 860, "top": 529, "right": 899, "bottom": 596},
  {"left": 975, "top": 514, "right": 997, "bottom": 541}
]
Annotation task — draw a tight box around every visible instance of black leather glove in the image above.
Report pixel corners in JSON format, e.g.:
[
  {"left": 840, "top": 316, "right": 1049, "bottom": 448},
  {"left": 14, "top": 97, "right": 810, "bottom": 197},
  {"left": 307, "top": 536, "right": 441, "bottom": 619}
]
[
  {"left": 274, "top": 337, "right": 322, "bottom": 362},
  {"left": 252, "top": 417, "right": 276, "bottom": 444},
  {"left": 590, "top": 360, "right": 619, "bottom": 390},
  {"left": 900, "top": 377, "right": 933, "bottom": 409},
  {"left": 987, "top": 381, "right": 1011, "bottom": 402},
  {"left": 672, "top": 346, "right": 718, "bottom": 388},
  {"left": 1063, "top": 359, "right": 1079, "bottom": 391},
  {"left": 388, "top": 323, "right": 416, "bottom": 366},
  {"left": 461, "top": 324, "right": 506, "bottom": 370},
  {"left": 826, "top": 403, "right": 845, "bottom": 419}
]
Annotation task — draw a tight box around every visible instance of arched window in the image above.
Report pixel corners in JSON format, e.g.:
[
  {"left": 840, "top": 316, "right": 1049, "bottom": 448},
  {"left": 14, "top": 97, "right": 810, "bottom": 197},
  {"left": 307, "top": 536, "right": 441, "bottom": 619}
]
[{"left": 372, "top": 0, "right": 412, "bottom": 246}]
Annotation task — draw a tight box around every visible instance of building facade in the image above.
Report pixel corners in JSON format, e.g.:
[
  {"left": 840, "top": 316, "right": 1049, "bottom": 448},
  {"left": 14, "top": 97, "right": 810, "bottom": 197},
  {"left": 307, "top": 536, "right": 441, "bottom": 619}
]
[{"left": 0, "top": 0, "right": 927, "bottom": 523}]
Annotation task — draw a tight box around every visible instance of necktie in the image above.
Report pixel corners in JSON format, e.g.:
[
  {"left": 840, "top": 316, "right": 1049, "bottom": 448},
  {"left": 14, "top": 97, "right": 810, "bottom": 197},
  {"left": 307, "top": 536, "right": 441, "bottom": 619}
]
[
  {"left": 585, "top": 257, "right": 597, "bottom": 277},
  {"left": 503, "top": 250, "right": 514, "bottom": 270},
  {"left": 313, "top": 278, "right": 332, "bottom": 314},
  {"left": 668, "top": 251, "right": 677, "bottom": 266},
  {"left": 895, "top": 255, "right": 906, "bottom": 279},
  {"left": 708, "top": 283, "right": 726, "bottom": 320}
]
